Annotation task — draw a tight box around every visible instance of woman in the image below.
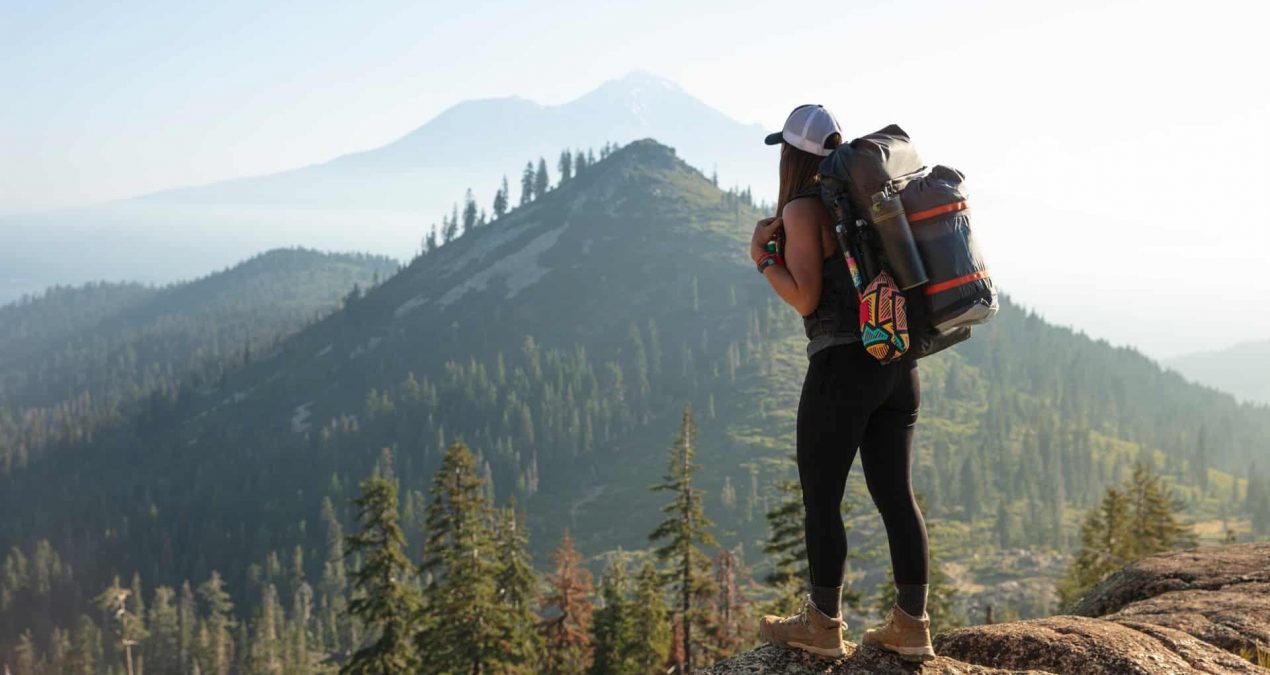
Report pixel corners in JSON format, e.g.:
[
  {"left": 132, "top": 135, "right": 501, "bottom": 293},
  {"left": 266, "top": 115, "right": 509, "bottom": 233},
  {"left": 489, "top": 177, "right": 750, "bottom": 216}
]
[{"left": 753, "top": 104, "right": 935, "bottom": 663}]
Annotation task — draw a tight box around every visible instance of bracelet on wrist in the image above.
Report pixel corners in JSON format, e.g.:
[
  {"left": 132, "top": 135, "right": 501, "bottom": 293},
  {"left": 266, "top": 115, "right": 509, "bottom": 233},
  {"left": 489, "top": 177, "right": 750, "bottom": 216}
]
[{"left": 757, "top": 253, "right": 783, "bottom": 274}]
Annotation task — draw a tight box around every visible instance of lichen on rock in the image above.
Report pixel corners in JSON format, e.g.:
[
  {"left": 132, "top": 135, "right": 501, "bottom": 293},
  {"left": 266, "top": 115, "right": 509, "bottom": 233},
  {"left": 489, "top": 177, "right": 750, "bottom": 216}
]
[{"left": 933, "top": 615, "right": 1264, "bottom": 674}]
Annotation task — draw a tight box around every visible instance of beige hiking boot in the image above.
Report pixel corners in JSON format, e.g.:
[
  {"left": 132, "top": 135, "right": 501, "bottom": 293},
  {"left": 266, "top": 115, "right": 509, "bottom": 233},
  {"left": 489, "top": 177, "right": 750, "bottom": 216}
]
[
  {"left": 862, "top": 605, "right": 936, "bottom": 662},
  {"left": 758, "top": 594, "right": 847, "bottom": 657}
]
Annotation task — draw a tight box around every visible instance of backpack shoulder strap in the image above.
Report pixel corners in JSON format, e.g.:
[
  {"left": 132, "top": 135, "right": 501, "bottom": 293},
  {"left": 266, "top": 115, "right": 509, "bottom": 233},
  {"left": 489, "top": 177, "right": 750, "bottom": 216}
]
[{"left": 788, "top": 186, "right": 822, "bottom": 202}]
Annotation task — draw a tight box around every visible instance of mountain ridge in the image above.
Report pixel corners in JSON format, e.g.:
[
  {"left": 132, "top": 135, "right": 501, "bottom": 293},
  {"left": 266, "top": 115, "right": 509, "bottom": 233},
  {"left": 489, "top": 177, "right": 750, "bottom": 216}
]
[{"left": 1167, "top": 340, "right": 1270, "bottom": 406}]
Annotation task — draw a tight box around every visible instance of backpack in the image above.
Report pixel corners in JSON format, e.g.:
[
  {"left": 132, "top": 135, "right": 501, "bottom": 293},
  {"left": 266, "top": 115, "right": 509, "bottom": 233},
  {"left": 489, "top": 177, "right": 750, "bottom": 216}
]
[{"left": 818, "top": 124, "right": 997, "bottom": 360}]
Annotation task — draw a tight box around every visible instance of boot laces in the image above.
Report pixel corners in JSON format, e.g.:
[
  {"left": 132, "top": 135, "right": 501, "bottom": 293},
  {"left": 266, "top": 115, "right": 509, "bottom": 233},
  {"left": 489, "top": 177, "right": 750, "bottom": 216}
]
[{"left": 779, "top": 597, "right": 816, "bottom": 627}]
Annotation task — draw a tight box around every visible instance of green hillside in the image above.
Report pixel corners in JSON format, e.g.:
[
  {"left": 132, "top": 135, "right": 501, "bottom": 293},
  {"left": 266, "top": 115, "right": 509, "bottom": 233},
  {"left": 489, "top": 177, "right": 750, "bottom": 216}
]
[
  {"left": 2, "top": 140, "right": 1269, "bottom": 663},
  {"left": 0, "top": 248, "right": 398, "bottom": 474}
]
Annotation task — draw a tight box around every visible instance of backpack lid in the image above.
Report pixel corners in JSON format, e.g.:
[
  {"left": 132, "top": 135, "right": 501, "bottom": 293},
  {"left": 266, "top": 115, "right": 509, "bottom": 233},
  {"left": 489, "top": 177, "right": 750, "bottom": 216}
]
[{"left": 819, "top": 125, "right": 925, "bottom": 218}]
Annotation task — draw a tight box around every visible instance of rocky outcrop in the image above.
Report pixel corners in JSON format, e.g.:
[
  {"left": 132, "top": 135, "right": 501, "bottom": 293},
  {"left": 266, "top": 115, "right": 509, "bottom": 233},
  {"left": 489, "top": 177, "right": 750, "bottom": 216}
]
[
  {"left": 696, "top": 642, "right": 1047, "bottom": 675},
  {"left": 702, "top": 544, "right": 1270, "bottom": 675},
  {"left": 1069, "top": 542, "right": 1270, "bottom": 656},
  {"left": 933, "top": 615, "right": 1264, "bottom": 674}
]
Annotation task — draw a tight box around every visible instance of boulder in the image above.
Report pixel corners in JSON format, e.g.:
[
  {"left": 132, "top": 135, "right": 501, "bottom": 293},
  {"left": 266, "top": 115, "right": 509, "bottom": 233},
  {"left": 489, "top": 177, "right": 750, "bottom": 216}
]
[
  {"left": 696, "top": 642, "right": 1047, "bottom": 675},
  {"left": 1071, "top": 543, "right": 1270, "bottom": 618},
  {"left": 1066, "top": 543, "right": 1270, "bottom": 657},
  {"left": 1104, "top": 584, "right": 1270, "bottom": 655},
  {"left": 933, "top": 615, "right": 1265, "bottom": 674}
]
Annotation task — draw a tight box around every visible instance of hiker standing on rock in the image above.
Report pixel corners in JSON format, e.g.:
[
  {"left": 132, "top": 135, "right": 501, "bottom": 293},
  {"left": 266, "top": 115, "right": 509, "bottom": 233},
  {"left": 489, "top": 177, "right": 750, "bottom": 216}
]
[{"left": 749, "top": 104, "right": 936, "bottom": 662}]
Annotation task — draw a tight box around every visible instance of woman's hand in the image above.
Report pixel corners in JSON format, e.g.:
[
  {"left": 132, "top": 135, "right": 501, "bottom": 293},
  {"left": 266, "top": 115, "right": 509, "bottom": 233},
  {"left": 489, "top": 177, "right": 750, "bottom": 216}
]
[
  {"left": 755, "top": 199, "right": 826, "bottom": 316},
  {"left": 751, "top": 216, "right": 783, "bottom": 263}
]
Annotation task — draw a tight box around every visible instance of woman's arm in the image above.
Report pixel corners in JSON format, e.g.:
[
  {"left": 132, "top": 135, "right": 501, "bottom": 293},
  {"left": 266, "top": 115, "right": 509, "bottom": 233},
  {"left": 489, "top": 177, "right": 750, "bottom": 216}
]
[{"left": 750, "top": 200, "right": 824, "bottom": 316}]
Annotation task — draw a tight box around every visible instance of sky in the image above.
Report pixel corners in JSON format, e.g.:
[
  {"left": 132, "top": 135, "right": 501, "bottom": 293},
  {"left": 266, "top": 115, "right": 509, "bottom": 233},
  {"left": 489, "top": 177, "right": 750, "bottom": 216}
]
[{"left": 2, "top": 0, "right": 1268, "bottom": 357}]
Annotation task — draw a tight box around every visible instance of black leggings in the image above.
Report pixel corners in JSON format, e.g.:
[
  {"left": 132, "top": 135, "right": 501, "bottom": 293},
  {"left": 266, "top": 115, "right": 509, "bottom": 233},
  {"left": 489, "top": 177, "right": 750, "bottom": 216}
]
[{"left": 796, "top": 341, "right": 928, "bottom": 588}]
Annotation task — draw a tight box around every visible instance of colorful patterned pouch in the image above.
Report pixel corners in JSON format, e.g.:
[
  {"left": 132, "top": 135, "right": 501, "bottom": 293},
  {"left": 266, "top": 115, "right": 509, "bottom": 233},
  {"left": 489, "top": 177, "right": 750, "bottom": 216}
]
[{"left": 858, "top": 270, "right": 910, "bottom": 363}]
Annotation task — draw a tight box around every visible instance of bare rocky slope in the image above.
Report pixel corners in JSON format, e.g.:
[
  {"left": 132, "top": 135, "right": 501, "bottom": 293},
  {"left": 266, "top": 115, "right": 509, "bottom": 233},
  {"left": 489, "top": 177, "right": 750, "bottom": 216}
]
[{"left": 701, "top": 543, "right": 1270, "bottom": 675}]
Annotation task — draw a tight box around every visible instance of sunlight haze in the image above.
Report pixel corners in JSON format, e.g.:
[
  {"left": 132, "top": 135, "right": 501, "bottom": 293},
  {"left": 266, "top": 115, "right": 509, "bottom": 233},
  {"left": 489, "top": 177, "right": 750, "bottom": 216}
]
[{"left": 2, "top": 0, "right": 1267, "bottom": 358}]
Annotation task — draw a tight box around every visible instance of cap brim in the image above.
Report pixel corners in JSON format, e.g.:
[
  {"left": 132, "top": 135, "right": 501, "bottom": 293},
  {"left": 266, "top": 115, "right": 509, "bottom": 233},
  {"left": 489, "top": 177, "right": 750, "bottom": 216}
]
[{"left": 763, "top": 131, "right": 784, "bottom": 146}]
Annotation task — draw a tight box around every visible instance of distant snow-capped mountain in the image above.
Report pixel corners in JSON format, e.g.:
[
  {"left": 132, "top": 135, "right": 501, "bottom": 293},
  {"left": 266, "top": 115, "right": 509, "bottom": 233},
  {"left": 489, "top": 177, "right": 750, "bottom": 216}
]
[{"left": 0, "top": 72, "right": 774, "bottom": 303}]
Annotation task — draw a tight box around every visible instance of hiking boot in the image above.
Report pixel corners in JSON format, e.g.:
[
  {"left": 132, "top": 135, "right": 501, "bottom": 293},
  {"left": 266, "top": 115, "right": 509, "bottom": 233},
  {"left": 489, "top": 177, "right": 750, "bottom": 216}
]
[
  {"left": 862, "top": 605, "right": 936, "bottom": 662},
  {"left": 758, "top": 594, "right": 847, "bottom": 657}
]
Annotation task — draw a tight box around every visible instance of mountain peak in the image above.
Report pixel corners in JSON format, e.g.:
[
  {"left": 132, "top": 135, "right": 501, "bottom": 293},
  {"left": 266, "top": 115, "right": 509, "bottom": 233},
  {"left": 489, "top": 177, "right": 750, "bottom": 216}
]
[
  {"left": 603, "top": 137, "right": 679, "bottom": 165},
  {"left": 568, "top": 71, "right": 690, "bottom": 114},
  {"left": 608, "top": 69, "right": 682, "bottom": 91}
]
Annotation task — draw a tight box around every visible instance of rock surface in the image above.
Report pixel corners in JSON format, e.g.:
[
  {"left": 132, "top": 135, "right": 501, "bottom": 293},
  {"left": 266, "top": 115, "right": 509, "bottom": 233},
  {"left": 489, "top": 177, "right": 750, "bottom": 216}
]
[
  {"left": 702, "top": 544, "right": 1270, "bottom": 675},
  {"left": 1072, "top": 543, "right": 1270, "bottom": 618},
  {"left": 1070, "top": 542, "right": 1270, "bottom": 656},
  {"left": 696, "top": 642, "right": 1047, "bottom": 675},
  {"left": 933, "top": 615, "right": 1264, "bottom": 674}
]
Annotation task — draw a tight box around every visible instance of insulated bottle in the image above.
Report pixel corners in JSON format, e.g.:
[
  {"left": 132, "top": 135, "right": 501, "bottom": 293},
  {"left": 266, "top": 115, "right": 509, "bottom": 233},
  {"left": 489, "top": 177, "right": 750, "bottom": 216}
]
[{"left": 869, "top": 191, "right": 929, "bottom": 290}]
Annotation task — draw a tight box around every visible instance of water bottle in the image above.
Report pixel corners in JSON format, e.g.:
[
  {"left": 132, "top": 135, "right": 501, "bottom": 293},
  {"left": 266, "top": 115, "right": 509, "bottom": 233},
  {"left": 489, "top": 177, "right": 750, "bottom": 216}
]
[{"left": 869, "top": 191, "right": 929, "bottom": 290}]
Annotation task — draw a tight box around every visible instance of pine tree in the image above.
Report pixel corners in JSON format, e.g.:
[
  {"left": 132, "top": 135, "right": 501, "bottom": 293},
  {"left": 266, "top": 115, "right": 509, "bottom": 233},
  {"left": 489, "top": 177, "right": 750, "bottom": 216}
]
[
  {"left": 341, "top": 473, "right": 420, "bottom": 674},
  {"left": 1059, "top": 463, "right": 1195, "bottom": 605},
  {"left": 534, "top": 157, "right": 550, "bottom": 198},
  {"left": 589, "top": 557, "right": 636, "bottom": 675},
  {"left": 1245, "top": 461, "right": 1262, "bottom": 513},
  {"left": 1126, "top": 462, "right": 1195, "bottom": 554},
  {"left": 462, "top": 188, "right": 478, "bottom": 232},
  {"left": 130, "top": 572, "right": 147, "bottom": 637},
  {"left": 49, "top": 626, "right": 72, "bottom": 674},
  {"left": 1253, "top": 493, "right": 1270, "bottom": 537},
  {"left": 13, "top": 629, "right": 37, "bottom": 675},
  {"left": 627, "top": 561, "right": 671, "bottom": 672},
  {"left": 249, "top": 583, "right": 284, "bottom": 675},
  {"left": 319, "top": 496, "right": 348, "bottom": 656},
  {"left": 441, "top": 205, "right": 459, "bottom": 243},
  {"left": 416, "top": 441, "right": 509, "bottom": 674},
  {"left": 762, "top": 476, "right": 806, "bottom": 615},
  {"left": 178, "top": 581, "right": 197, "bottom": 673},
  {"left": 68, "top": 614, "right": 103, "bottom": 675},
  {"left": 959, "top": 454, "right": 982, "bottom": 520},
  {"left": 149, "top": 585, "right": 182, "bottom": 674},
  {"left": 198, "top": 570, "right": 237, "bottom": 675},
  {"left": 995, "top": 499, "right": 1014, "bottom": 549},
  {"left": 96, "top": 575, "right": 148, "bottom": 675},
  {"left": 539, "top": 529, "right": 594, "bottom": 675},
  {"left": 493, "top": 176, "right": 509, "bottom": 219},
  {"left": 558, "top": 149, "right": 573, "bottom": 184},
  {"left": 703, "top": 548, "right": 751, "bottom": 660},
  {"left": 521, "top": 162, "right": 535, "bottom": 205},
  {"left": 493, "top": 499, "right": 544, "bottom": 671},
  {"left": 422, "top": 226, "right": 438, "bottom": 255},
  {"left": 1193, "top": 426, "right": 1209, "bottom": 494},
  {"left": 617, "top": 561, "right": 670, "bottom": 671},
  {"left": 648, "top": 403, "right": 717, "bottom": 673}
]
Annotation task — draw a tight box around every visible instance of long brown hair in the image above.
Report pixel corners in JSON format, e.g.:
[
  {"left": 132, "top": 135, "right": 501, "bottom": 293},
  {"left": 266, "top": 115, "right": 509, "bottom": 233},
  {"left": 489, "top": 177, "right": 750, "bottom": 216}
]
[{"left": 776, "top": 134, "right": 842, "bottom": 216}]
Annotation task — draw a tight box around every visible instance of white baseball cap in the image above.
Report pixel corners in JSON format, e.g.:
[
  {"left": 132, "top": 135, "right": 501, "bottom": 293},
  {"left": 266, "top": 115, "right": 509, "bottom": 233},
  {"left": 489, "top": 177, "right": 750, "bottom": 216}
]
[{"left": 763, "top": 104, "right": 842, "bottom": 156}]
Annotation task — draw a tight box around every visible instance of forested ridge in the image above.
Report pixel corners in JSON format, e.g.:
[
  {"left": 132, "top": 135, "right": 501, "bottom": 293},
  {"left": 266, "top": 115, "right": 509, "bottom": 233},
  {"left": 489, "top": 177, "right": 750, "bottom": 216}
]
[
  {"left": 2, "top": 139, "right": 1269, "bottom": 672},
  {"left": 0, "top": 248, "right": 398, "bottom": 475}
]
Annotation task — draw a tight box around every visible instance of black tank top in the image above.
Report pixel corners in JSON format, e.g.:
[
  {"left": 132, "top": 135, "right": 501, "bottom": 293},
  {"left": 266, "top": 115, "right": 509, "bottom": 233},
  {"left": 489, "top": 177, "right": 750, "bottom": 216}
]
[{"left": 785, "top": 188, "right": 861, "bottom": 358}]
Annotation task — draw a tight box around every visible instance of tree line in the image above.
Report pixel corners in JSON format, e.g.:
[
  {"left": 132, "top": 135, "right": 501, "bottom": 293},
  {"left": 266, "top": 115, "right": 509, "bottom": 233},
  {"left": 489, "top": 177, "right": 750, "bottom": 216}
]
[{"left": 418, "top": 142, "right": 624, "bottom": 256}]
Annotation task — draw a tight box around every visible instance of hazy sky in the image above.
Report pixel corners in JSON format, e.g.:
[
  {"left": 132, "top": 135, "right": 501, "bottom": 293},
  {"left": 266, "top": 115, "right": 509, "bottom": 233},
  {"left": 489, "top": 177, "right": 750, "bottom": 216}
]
[{"left": 3, "top": 0, "right": 1268, "bottom": 357}]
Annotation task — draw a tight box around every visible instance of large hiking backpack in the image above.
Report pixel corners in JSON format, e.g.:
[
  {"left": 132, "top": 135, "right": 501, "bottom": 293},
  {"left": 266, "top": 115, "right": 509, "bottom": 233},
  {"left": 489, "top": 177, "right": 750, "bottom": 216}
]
[{"left": 818, "top": 124, "right": 997, "bottom": 360}]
